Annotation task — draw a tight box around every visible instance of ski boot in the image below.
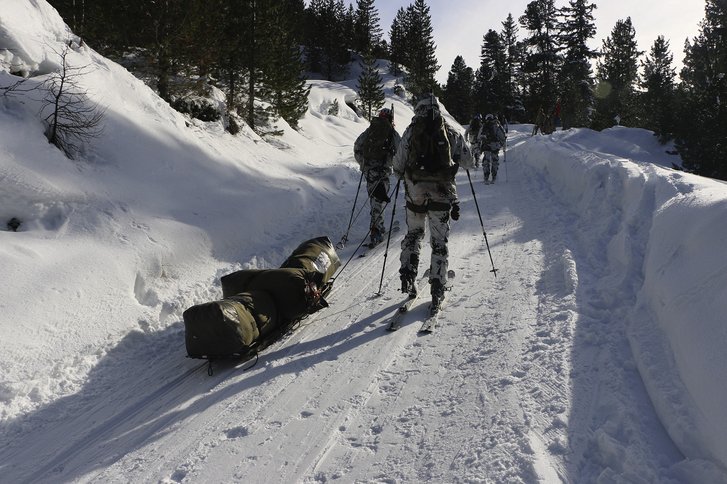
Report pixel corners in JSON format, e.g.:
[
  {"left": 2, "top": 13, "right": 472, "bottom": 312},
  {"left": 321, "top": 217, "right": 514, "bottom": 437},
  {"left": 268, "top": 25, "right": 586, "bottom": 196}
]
[
  {"left": 369, "top": 227, "right": 384, "bottom": 247},
  {"left": 400, "top": 270, "right": 417, "bottom": 297},
  {"left": 430, "top": 279, "right": 445, "bottom": 314}
]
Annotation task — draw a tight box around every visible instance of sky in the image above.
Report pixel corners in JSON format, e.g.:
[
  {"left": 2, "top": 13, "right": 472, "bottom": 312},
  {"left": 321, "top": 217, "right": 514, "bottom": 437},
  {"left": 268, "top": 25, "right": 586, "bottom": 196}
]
[
  {"left": 350, "top": 0, "right": 707, "bottom": 83},
  {"left": 2, "top": 2, "right": 727, "bottom": 483}
]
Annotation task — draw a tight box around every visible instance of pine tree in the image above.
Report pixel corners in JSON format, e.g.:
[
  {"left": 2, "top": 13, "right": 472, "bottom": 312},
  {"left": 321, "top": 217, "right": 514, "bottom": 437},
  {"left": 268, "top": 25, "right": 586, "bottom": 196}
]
[
  {"left": 357, "top": 53, "right": 386, "bottom": 120},
  {"left": 305, "top": 0, "right": 350, "bottom": 80},
  {"left": 442, "top": 56, "right": 474, "bottom": 124},
  {"left": 558, "top": 0, "right": 598, "bottom": 128},
  {"left": 210, "top": 0, "right": 254, "bottom": 118},
  {"left": 501, "top": 13, "right": 526, "bottom": 121},
  {"left": 353, "top": 0, "right": 383, "bottom": 56},
  {"left": 404, "top": 0, "right": 440, "bottom": 99},
  {"left": 519, "top": 0, "right": 562, "bottom": 121},
  {"left": 259, "top": 1, "right": 310, "bottom": 130},
  {"left": 388, "top": 7, "right": 409, "bottom": 77},
  {"left": 473, "top": 30, "right": 508, "bottom": 117},
  {"left": 593, "top": 17, "right": 641, "bottom": 130},
  {"left": 640, "top": 36, "right": 676, "bottom": 141},
  {"left": 342, "top": 3, "right": 357, "bottom": 55},
  {"left": 675, "top": 0, "right": 727, "bottom": 179}
]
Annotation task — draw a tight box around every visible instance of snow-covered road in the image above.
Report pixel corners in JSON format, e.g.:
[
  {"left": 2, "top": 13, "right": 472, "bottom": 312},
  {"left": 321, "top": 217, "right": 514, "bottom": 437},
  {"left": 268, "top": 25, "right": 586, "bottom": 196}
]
[{"left": 2, "top": 129, "right": 695, "bottom": 483}]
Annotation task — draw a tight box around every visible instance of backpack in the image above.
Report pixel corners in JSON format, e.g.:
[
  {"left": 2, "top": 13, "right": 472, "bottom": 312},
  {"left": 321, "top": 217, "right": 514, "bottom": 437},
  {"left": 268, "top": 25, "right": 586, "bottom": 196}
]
[
  {"left": 405, "top": 109, "right": 455, "bottom": 182},
  {"left": 362, "top": 116, "right": 394, "bottom": 161},
  {"left": 482, "top": 120, "right": 505, "bottom": 147}
]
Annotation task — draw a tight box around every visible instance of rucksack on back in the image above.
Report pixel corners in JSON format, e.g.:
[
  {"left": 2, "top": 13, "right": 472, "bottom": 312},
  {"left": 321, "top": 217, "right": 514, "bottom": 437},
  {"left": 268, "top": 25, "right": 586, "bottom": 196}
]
[
  {"left": 482, "top": 121, "right": 506, "bottom": 147},
  {"left": 406, "top": 110, "right": 455, "bottom": 182},
  {"left": 362, "top": 116, "right": 394, "bottom": 161}
]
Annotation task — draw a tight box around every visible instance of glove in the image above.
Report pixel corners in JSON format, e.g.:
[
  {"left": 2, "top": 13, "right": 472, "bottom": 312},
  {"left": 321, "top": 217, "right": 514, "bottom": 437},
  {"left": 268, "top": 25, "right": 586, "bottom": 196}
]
[{"left": 450, "top": 202, "right": 460, "bottom": 221}]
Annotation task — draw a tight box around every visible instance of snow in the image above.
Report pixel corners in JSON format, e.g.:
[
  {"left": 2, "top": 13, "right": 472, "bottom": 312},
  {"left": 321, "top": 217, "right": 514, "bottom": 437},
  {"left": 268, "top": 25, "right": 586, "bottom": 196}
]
[{"left": 1, "top": 2, "right": 727, "bottom": 483}]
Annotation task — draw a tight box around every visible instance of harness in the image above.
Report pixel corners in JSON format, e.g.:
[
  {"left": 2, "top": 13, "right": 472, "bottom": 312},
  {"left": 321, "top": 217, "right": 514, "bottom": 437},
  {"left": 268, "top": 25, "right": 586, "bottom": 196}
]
[{"left": 406, "top": 199, "right": 452, "bottom": 213}]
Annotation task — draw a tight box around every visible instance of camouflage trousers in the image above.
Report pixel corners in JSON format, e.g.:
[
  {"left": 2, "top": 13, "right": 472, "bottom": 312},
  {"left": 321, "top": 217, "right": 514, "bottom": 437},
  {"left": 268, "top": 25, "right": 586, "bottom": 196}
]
[
  {"left": 366, "top": 171, "right": 390, "bottom": 236},
  {"left": 400, "top": 198, "right": 452, "bottom": 287},
  {"left": 483, "top": 150, "right": 500, "bottom": 179},
  {"left": 471, "top": 146, "right": 482, "bottom": 167}
]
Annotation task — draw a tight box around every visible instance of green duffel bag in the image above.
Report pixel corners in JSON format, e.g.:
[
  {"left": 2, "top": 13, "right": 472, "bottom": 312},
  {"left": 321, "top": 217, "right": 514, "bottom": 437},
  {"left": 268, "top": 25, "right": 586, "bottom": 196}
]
[
  {"left": 183, "top": 290, "right": 277, "bottom": 359},
  {"left": 221, "top": 236, "right": 341, "bottom": 322},
  {"left": 220, "top": 267, "right": 311, "bottom": 323},
  {"left": 184, "top": 236, "right": 341, "bottom": 360},
  {"left": 280, "top": 236, "right": 341, "bottom": 283}
]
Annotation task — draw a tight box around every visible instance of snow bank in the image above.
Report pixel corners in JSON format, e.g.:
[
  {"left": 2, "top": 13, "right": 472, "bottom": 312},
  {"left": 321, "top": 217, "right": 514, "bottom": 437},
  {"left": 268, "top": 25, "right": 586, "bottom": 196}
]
[
  {"left": 0, "top": 0, "right": 74, "bottom": 75},
  {"left": 0, "top": 1, "right": 358, "bottom": 419},
  {"left": 511, "top": 126, "right": 727, "bottom": 472}
]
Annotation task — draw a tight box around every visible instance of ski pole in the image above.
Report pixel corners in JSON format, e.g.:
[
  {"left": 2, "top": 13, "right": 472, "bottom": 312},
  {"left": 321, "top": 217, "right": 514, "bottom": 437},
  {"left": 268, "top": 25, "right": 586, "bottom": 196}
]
[
  {"left": 504, "top": 138, "right": 508, "bottom": 183},
  {"left": 466, "top": 169, "right": 498, "bottom": 277},
  {"left": 333, "top": 180, "right": 399, "bottom": 282},
  {"left": 376, "top": 178, "right": 402, "bottom": 295},
  {"left": 337, "top": 169, "right": 365, "bottom": 249}
]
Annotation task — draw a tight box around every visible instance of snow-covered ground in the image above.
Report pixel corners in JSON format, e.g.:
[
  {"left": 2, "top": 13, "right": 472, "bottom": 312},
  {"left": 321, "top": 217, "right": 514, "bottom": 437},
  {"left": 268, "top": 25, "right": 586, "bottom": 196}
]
[{"left": 2, "top": 3, "right": 727, "bottom": 483}]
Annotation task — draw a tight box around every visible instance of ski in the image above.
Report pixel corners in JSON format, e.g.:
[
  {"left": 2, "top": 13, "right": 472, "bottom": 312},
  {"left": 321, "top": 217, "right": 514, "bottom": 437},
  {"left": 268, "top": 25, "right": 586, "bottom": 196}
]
[
  {"left": 386, "top": 289, "right": 422, "bottom": 331},
  {"left": 419, "top": 306, "right": 441, "bottom": 333},
  {"left": 418, "top": 270, "right": 456, "bottom": 333},
  {"left": 388, "top": 270, "right": 455, "bottom": 332}
]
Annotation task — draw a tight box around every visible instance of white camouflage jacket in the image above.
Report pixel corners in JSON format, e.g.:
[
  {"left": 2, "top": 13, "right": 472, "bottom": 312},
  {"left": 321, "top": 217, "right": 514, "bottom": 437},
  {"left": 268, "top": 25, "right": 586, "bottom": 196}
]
[{"left": 393, "top": 117, "right": 475, "bottom": 203}]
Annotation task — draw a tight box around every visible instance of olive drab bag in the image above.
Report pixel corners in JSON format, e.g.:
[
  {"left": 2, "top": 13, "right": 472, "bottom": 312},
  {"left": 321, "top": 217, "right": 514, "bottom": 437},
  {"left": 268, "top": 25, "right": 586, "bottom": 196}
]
[
  {"left": 183, "top": 236, "right": 341, "bottom": 360},
  {"left": 405, "top": 108, "right": 455, "bottom": 182},
  {"left": 362, "top": 116, "right": 394, "bottom": 162}
]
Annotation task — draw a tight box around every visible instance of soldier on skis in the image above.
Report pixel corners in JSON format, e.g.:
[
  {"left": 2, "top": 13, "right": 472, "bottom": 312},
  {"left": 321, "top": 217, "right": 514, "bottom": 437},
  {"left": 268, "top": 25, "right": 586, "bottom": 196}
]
[
  {"left": 393, "top": 95, "right": 475, "bottom": 313},
  {"left": 464, "top": 113, "right": 482, "bottom": 168},
  {"left": 354, "top": 107, "right": 401, "bottom": 247},
  {"left": 479, "top": 114, "right": 506, "bottom": 184}
]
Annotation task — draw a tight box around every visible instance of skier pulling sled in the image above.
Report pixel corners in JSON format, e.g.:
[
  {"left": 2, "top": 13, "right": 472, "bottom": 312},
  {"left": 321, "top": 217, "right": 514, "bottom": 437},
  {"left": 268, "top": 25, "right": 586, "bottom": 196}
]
[{"left": 183, "top": 236, "right": 341, "bottom": 372}]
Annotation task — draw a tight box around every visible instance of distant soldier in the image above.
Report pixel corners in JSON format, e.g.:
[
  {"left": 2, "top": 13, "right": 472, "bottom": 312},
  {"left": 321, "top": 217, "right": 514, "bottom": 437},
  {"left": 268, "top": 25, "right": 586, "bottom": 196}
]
[
  {"left": 479, "top": 114, "right": 506, "bottom": 184},
  {"left": 354, "top": 108, "right": 401, "bottom": 246},
  {"left": 465, "top": 113, "right": 483, "bottom": 167}
]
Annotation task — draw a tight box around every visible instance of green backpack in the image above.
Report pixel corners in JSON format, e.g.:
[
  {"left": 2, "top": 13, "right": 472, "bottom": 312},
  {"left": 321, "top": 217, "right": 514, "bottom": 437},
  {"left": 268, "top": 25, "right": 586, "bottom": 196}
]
[
  {"left": 362, "top": 116, "right": 394, "bottom": 161},
  {"left": 405, "top": 109, "right": 455, "bottom": 182}
]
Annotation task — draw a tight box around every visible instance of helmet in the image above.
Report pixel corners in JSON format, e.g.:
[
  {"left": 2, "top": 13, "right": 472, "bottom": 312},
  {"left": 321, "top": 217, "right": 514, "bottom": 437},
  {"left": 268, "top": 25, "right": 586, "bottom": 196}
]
[
  {"left": 414, "top": 94, "right": 441, "bottom": 116},
  {"left": 473, "top": 114, "right": 482, "bottom": 121},
  {"left": 485, "top": 114, "right": 495, "bottom": 122},
  {"left": 378, "top": 107, "right": 393, "bottom": 122}
]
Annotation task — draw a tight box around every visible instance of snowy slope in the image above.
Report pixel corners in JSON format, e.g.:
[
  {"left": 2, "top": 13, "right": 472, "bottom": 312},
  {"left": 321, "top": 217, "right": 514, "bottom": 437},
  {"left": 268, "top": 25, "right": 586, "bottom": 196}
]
[{"left": 2, "top": 2, "right": 727, "bottom": 483}]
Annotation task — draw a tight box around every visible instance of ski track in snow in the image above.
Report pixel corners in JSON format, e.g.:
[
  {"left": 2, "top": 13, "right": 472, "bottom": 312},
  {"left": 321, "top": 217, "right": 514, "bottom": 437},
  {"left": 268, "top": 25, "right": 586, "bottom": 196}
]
[{"left": 0, "top": 131, "right": 693, "bottom": 483}]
